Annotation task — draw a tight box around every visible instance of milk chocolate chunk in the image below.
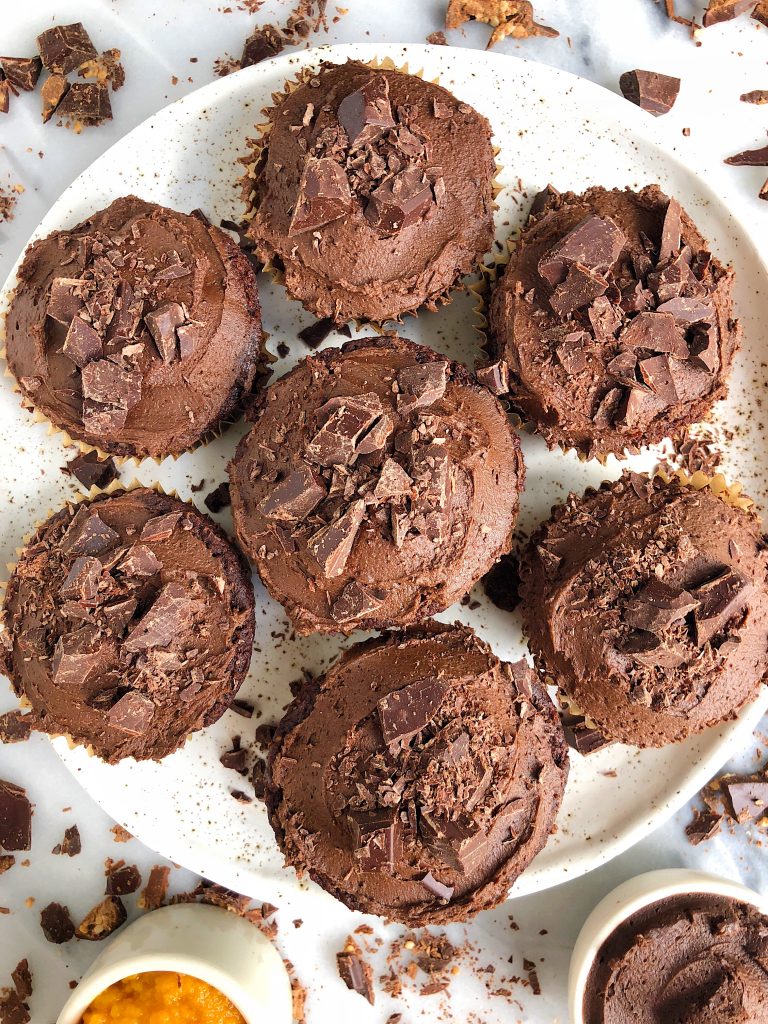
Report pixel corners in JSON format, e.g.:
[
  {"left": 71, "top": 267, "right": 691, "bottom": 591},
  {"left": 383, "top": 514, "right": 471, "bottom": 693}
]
[
  {"left": 331, "top": 581, "right": 384, "bottom": 622},
  {"left": 356, "top": 413, "right": 393, "bottom": 455},
  {"left": 588, "top": 295, "right": 623, "bottom": 340},
  {"left": 365, "top": 168, "right": 435, "bottom": 235},
  {"left": 64, "top": 451, "right": 117, "bottom": 490},
  {"left": 308, "top": 500, "right": 365, "bottom": 577},
  {"left": 378, "top": 678, "right": 447, "bottom": 745},
  {"left": 123, "top": 582, "right": 198, "bottom": 652},
  {"left": 722, "top": 778, "right": 768, "bottom": 822},
  {"left": 655, "top": 296, "right": 713, "bottom": 324},
  {"left": 606, "top": 350, "right": 639, "bottom": 387},
  {"left": 622, "top": 631, "right": 687, "bottom": 668},
  {"left": 337, "top": 74, "right": 394, "bottom": 148},
  {"left": 624, "top": 579, "right": 699, "bottom": 632},
  {"left": 619, "top": 70, "right": 680, "bottom": 116},
  {"left": 549, "top": 263, "right": 608, "bottom": 316},
  {"left": 81, "top": 359, "right": 142, "bottom": 410},
  {"left": 0, "top": 781, "right": 31, "bottom": 851},
  {"left": 62, "top": 511, "right": 120, "bottom": 556},
  {"left": 105, "top": 863, "right": 142, "bottom": 895},
  {"left": 241, "top": 24, "right": 284, "bottom": 67},
  {"left": 116, "top": 544, "right": 162, "bottom": 577},
  {"left": 556, "top": 332, "right": 591, "bottom": 374},
  {"left": 138, "top": 865, "right": 171, "bottom": 910},
  {"left": 297, "top": 317, "right": 334, "bottom": 350},
  {"left": 618, "top": 311, "right": 689, "bottom": 357},
  {"left": 336, "top": 940, "right": 375, "bottom": 1004},
  {"left": 76, "top": 896, "right": 126, "bottom": 940},
  {"left": 37, "top": 23, "right": 97, "bottom": 75},
  {"left": 60, "top": 555, "right": 102, "bottom": 602},
  {"left": 46, "top": 278, "right": 86, "bottom": 325},
  {"left": 373, "top": 458, "right": 412, "bottom": 501},
  {"left": 40, "top": 903, "right": 75, "bottom": 944},
  {"left": 102, "top": 596, "right": 137, "bottom": 633},
  {"left": 685, "top": 808, "right": 723, "bottom": 845},
  {"left": 307, "top": 395, "right": 383, "bottom": 466},
  {"left": 52, "top": 825, "right": 81, "bottom": 857},
  {"left": 140, "top": 511, "right": 182, "bottom": 543},
  {"left": 40, "top": 74, "right": 69, "bottom": 122},
  {"left": 0, "top": 56, "right": 41, "bottom": 92},
  {"left": 145, "top": 302, "right": 185, "bottom": 363},
  {"left": 725, "top": 141, "right": 768, "bottom": 166},
  {"left": 420, "top": 872, "right": 454, "bottom": 902},
  {"left": 56, "top": 82, "right": 112, "bottom": 126},
  {"left": 538, "top": 215, "right": 626, "bottom": 286},
  {"left": 348, "top": 808, "right": 401, "bottom": 869},
  {"left": 704, "top": 0, "right": 758, "bottom": 24},
  {"left": 692, "top": 569, "right": 751, "bottom": 645},
  {"left": 396, "top": 361, "right": 448, "bottom": 414},
  {"left": 259, "top": 465, "right": 326, "bottom": 521},
  {"left": 289, "top": 157, "right": 353, "bottom": 235},
  {"left": 422, "top": 813, "right": 488, "bottom": 874},
  {"left": 476, "top": 360, "right": 510, "bottom": 395}
]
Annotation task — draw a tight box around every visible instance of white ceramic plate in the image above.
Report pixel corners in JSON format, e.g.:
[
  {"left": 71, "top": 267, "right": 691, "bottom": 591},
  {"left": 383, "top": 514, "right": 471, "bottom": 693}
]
[{"left": 2, "top": 42, "right": 767, "bottom": 910}]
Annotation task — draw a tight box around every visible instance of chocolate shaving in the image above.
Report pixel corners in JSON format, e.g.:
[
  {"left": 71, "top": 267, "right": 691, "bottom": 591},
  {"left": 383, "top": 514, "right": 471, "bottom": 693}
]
[
  {"left": 619, "top": 70, "right": 680, "bottom": 116},
  {"left": 0, "top": 781, "right": 31, "bottom": 851},
  {"left": 75, "top": 896, "right": 126, "bottom": 940},
  {"left": 377, "top": 678, "right": 447, "bottom": 745},
  {"left": 289, "top": 156, "right": 353, "bottom": 235},
  {"left": 40, "top": 902, "right": 75, "bottom": 944}
]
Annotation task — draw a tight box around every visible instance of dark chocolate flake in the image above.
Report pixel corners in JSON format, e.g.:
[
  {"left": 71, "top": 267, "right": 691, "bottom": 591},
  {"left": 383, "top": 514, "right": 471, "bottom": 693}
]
[
  {"left": 618, "top": 311, "right": 689, "bottom": 357},
  {"left": 549, "top": 263, "right": 608, "bottom": 316},
  {"left": 624, "top": 579, "right": 699, "bottom": 632},
  {"left": 0, "top": 56, "right": 41, "bottom": 92},
  {"left": 378, "top": 678, "right": 447, "bottom": 745},
  {"left": 476, "top": 360, "right": 510, "bottom": 395},
  {"left": 56, "top": 81, "right": 112, "bottom": 126},
  {"left": 81, "top": 359, "right": 142, "bottom": 410},
  {"left": 37, "top": 22, "right": 97, "bottom": 74},
  {"left": 63, "top": 316, "right": 102, "bottom": 369},
  {"left": 52, "top": 824, "right": 81, "bottom": 857},
  {"left": 46, "top": 278, "right": 86, "bottom": 324},
  {"left": 655, "top": 296, "right": 713, "bottom": 325},
  {"left": 140, "top": 511, "right": 182, "bottom": 543},
  {"left": 123, "top": 582, "right": 199, "bottom": 652},
  {"left": 241, "top": 24, "right": 284, "bottom": 67},
  {"left": 62, "top": 511, "right": 120, "bottom": 557},
  {"left": 11, "top": 960, "right": 31, "bottom": 1003},
  {"left": 204, "top": 482, "right": 231, "bottom": 514},
  {"left": 259, "top": 465, "right": 326, "bottom": 521},
  {"left": 331, "top": 581, "right": 384, "bottom": 623},
  {"left": 685, "top": 808, "right": 723, "bottom": 845},
  {"left": 306, "top": 395, "right": 383, "bottom": 467},
  {"left": 105, "top": 863, "right": 142, "bottom": 896},
  {"left": 145, "top": 302, "right": 185, "bottom": 363},
  {"left": 638, "top": 354, "right": 679, "bottom": 402},
  {"left": 116, "top": 544, "right": 162, "bottom": 578},
  {"left": 0, "top": 712, "right": 33, "bottom": 745},
  {"left": 63, "top": 451, "right": 117, "bottom": 491},
  {"left": 336, "top": 939, "right": 375, "bottom": 1004},
  {"left": 297, "top": 317, "right": 334, "bottom": 350},
  {"left": 60, "top": 555, "right": 102, "bottom": 603},
  {"left": 348, "top": 808, "right": 401, "bottom": 870},
  {"left": 560, "top": 713, "right": 613, "bottom": 755},
  {"left": 365, "top": 167, "right": 435, "bottom": 235},
  {"left": 396, "top": 361, "right": 448, "bottom": 414},
  {"left": 107, "top": 692, "right": 155, "bottom": 735},
  {"left": 308, "top": 500, "right": 365, "bottom": 578},
  {"left": 619, "top": 70, "right": 680, "bottom": 116}
]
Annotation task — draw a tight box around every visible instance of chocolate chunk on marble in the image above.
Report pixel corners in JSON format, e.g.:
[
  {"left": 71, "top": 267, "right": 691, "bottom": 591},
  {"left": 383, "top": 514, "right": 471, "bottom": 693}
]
[
  {"left": 685, "top": 808, "right": 723, "bottom": 845},
  {"left": 37, "top": 23, "right": 97, "bottom": 75},
  {"left": 40, "top": 74, "right": 69, "bottom": 122},
  {"left": 105, "top": 863, "right": 142, "bottom": 896},
  {"left": 40, "top": 903, "right": 74, "bottom": 944},
  {"left": 52, "top": 825, "right": 81, "bottom": 857},
  {"left": 75, "top": 896, "right": 126, "bottom": 940},
  {"left": 619, "top": 70, "right": 680, "bottom": 116},
  {"left": 0, "top": 781, "right": 31, "bottom": 851}
]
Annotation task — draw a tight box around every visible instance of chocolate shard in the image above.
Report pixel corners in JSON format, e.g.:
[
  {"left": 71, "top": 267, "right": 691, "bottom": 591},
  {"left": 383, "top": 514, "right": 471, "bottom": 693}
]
[
  {"left": 103, "top": 596, "right": 137, "bottom": 634},
  {"left": 555, "top": 331, "right": 591, "bottom": 374},
  {"left": 659, "top": 197, "right": 683, "bottom": 263},
  {"left": 82, "top": 401, "right": 128, "bottom": 436},
  {"left": 52, "top": 824, "right": 81, "bottom": 857},
  {"left": 396, "top": 361, "right": 449, "bottom": 414},
  {"left": 220, "top": 747, "right": 248, "bottom": 773},
  {"left": 560, "top": 713, "right": 613, "bottom": 755},
  {"left": 722, "top": 778, "right": 768, "bottom": 822},
  {"left": 0, "top": 711, "right": 34, "bottom": 745},
  {"left": 549, "top": 262, "right": 608, "bottom": 316},
  {"left": 760, "top": 178, "right": 768, "bottom": 202},
  {"left": 0, "top": 56, "right": 41, "bottom": 92},
  {"left": 306, "top": 395, "right": 383, "bottom": 467},
  {"left": 740, "top": 90, "right": 768, "bottom": 105},
  {"left": 289, "top": 156, "right": 353, "bottom": 235},
  {"left": 40, "top": 902, "right": 75, "bottom": 944},
  {"left": 378, "top": 678, "right": 447, "bottom": 745},
  {"left": 75, "top": 896, "right": 127, "bottom": 941},
  {"left": 123, "top": 582, "right": 199, "bottom": 652},
  {"left": 347, "top": 807, "right": 402, "bottom": 869},
  {"left": 476, "top": 359, "right": 510, "bottom": 395},
  {"left": 356, "top": 413, "right": 393, "bottom": 455},
  {"left": 618, "top": 311, "right": 689, "bottom": 357},
  {"left": 41, "top": 74, "right": 69, "bottom": 122},
  {"left": 140, "top": 511, "right": 182, "bottom": 543},
  {"left": 703, "top": 0, "right": 758, "bottom": 25},
  {"left": 203, "top": 482, "right": 231, "bottom": 514},
  {"left": 53, "top": 627, "right": 108, "bottom": 687},
  {"left": 638, "top": 354, "right": 679, "bottom": 402},
  {"left": 421, "top": 812, "right": 489, "bottom": 874},
  {"left": 297, "top": 316, "right": 334, "bottom": 350},
  {"left": 81, "top": 359, "right": 142, "bottom": 410},
  {"left": 259, "top": 464, "right": 326, "bottom": 521},
  {"left": 588, "top": 295, "right": 623, "bottom": 340},
  {"left": 0, "top": 80, "right": 10, "bottom": 115},
  {"left": 619, "top": 70, "right": 680, "bottom": 116},
  {"left": 725, "top": 140, "right": 768, "bottom": 166},
  {"left": 60, "top": 554, "right": 102, "bottom": 603},
  {"left": 373, "top": 458, "right": 412, "bottom": 501},
  {"left": 62, "top": 510, "right": 120, "bottom": 556},
  {"left": 37, "top": 22, "right": 97, "bottom": 74},
  {"left": 11, "top": 959, "right": 32, "bottom": 1002},
  {"left": 624, "top": 579, "right": 700, "bottom": 632},
  {"left": 46, "top": 277, "right": 86, "bottom": 324},
  {"left": 338, "top": 75, "right": 395, "bottom": 148},
  {"left": 538, "top": 215, "right": 626, "bottom": 287},
  {"left": 145, "top": 302, "right": 185, "bottom": 363},
  {"left": 56, "top": 81, "right": 112, "bottom": 126},
  {"left": 336, "top": 939, "right": 375, "bottom": 1004},
  {"left": 116, "top": 543, "right": 162, "bottom": 577},
  {"left": 331, "top": 581, "right": 384, "bottom": 623},
  {"left": 64, "top": 451, "right": 117, "bottom": 491},
  {"left": 622, "top": 631, "right": 687, "bottom": 668},
  {"left": 138, "top": 865, "right": 171, "bottom": 910},
  {"left": 420, "top": 871, "right": 454, "bottom": 903},
  {"left": 308, "top": 500, "right": 365, "bottom": 578},
  {"left": 107, "top": 691, "right": 155, "bottom": 735},
  {"left": 692, "top": 569, "right": 752, "bottom": 645},
  {"left": 592, "top": 386, "right": 623, "bottom": 426},
  {"left": 176, "top": 323, "right": 199, "bottom": 360},
  {"left": 0, "top": 780, "right": 31, "bottom": 851},
  {"left": 105, "top": 863, "right": 142, "bottom": 896},
  {"left": 606, "top": 350, "right": 639, "bottom": 387},
  {"left": 0, "top": 987, "right": 30, "bottom": 1024},
  {"left": 365, "top": 167, "right": 435, "bottom": 235},
  {"left": 655, "top": 296, "right": 713, "bottom": 325},
  {"left": 685, "top": 808, "right": 723, "bottom": 845},
  {"left": 241, "top": 24, "right": 284, "bottom": 67}
]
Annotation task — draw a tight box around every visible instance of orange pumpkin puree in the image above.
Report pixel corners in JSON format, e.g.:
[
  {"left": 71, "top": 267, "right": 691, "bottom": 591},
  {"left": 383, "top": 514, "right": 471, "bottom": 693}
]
[{"left": 81, "top": 971, "right": 246, "bottom": 1024}]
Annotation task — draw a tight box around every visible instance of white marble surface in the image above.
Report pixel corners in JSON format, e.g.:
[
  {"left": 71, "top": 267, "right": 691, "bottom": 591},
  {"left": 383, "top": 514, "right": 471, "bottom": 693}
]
[{"left": 1, "top": 3, "right": 767, "bottom": 1023}]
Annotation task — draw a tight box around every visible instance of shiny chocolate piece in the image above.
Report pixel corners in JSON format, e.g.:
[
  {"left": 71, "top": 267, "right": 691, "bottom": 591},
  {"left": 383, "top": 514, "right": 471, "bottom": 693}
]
[
  {"left": 0, "top": 781, "right": 31, "bottom": 851},
  {"left": 619, "top": 69, "right": 681, "bottom": 116},
  {"left": 55, "top": 81, "right": 112, "bottom": 126},
  {"left": 36, "top": 22, "right": 97, "bottom": 75},
  {"left": 365, "top": 168, "right": 436, "bottom": 235},
  {"left": 0, "top": 56, "right": 41, "bottom": 92},
  {"left": 289, "top": 157, "right": 353, "bottom": 235},
  {"left": 337, "top": 74, "right": 395, "bottom": 148},
  {"left": 40, "top": 903, "right": 74, "bottom": 944}
]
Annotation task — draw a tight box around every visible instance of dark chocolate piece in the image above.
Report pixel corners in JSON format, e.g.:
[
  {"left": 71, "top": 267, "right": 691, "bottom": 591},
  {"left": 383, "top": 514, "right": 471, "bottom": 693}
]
[
  {"left": 422, "top": 812, "right": 488, "bottom": 874},
  {"left": 692, "top": 569, "right": 751, "bottom": 645},
  {"left": 0, "top": 988, "right": 30, "bottom": 1024},
  {"left": 725, "top": 140, "right": 768, "bottom": 166},
  {"left": 685, "top": 808, "right": 723, "bottom": 845},
  {"left": 51, "top": 825, "right": 81, "bottom": 857},
  {"left": 331, "top": 581, "right": 384, "bottom": 623},
  {"left": 63, "top": 451, "right": 117, "bottom": 490},
  {"left": 75, "top": 896, "right": 127, "bottom": 940},
  {"left": 62, "top": 510, "right": 120, "bottom": 557},
  {"left": 373, "top": 458, "right": 412, "bottom": 501},
  {"left": 258, "top": 465, "right": 326, "bottom": 521},
  {"left": 555, "top": 331, "right": 591, "bottom": 374},
  {"left": 138, "top": 865, "right": 171, "bottom": 910},
  {"left": 659, "top": 197, "right": 683, "bottom": 263},
  {"left": 307, "top": 397, "right": 383, "bottom": 466},
  {"left": 220, "top": 747, "right": 248, "bottom": 773},
  {"left": 60, "top": 555, "right": 102, "bottom": 603},
  {"left": 476, "top": 360, "right": 510, "bottom": 395},
  {"left": 619, "top": 70, "right": 681, "bottom": 116},
  {"left": 337, "top": 75, "right": 394, "bottom": 148},
  {"left": 46, "top": 278, "right": 86, "bottom": 325},
  {"left": 55, "top": 82, "right": 112, "bottom": 126},
  {"left": 241, "top": 24, "right": 284, "bottom": 67},
  {"left": 722, "top": 778, "right": 768, "bottom": 822},
  {"left": 105, "top": 863, "right": 142, "bottom": 895},
  {"left": 560, "top": 713, "right": 613, "bottom": 755},
  {"left": 618, "top": 311, "right": 688, "bottom": 357},
  {"left": 308, "top": 500, "right": 365, "bottom": 578},
  {"left": 622, "top": 631, "right": 686, "bottom": 668},
  {"left": 37, "top": 23, "right": 97, "bottom": 75},
  {"left": 107, "top": 691, "right": 155, "bottom": 734},
  {"left": 52, "top": 627, "right": 105, "bottom": 687},
  {"left": 0, "top": 81, "right": 10, "bottom": 115},
  {"left": 549, "top": 263, "right": 608, "bottom": 316},
  {"left": 0, "top": 57, "right": 41, "bottom": 92},
  {"left": 10, "top": 960, "right": 31, "bottom": 1002},
  {"left": 761, "top": 178, "right": 768, "bottom": 202},
  {"left": 396, "top": 361, "right": 448, "bottom": 414},
  {"left": 145, "top": 302, "right": 185, "bottom": 363},
  {"left": 0, "top": 712, "right": 33, "bottom": 745},
  {"left": 116, "top": 544, "right": 162, "bottom": 577},
  {"left": 123, "top": 582, "right": 198, "bottom": 652},
  {"left": 348, "top": 808, "right": 401, "bottom": 869},
  {"left": 204, "top": 482, "right": 231, "bottom": 514},
  {"left": 140, "top": 511, "right": 182, "bottom": 543},
  {"left": 40, "top": 902, "right": 75, "bottom": 944},
  {"left": 0, "top": 857, "right": 15, "bottom": 875},
  {"left": 297, "top": 317, "right": 334, "bottom": 350},
  {"left": 289, "top": 157, "right": 353, "bottom": 235},
  {"left": 655, "top": 296, "right": 713, "bottom": 324},
  {"left": 40, "top": 74, "right": 69, "bottom": 122},
  {"left": 638, "top": 354, "right": 679, "bottom": 402},
  {"left": 703, "top": 0, "right": 757, "bottom": 25},
  {"left": 365, "top": 168, "right": 435, "bottom": 235},
  {"left": 420, "top": 872, "right": 454, "bottom": 902},
  {"left": 538, "top": 215, "right": 626, "bottom": 286},
  {"left": 0, "top": 781, "right": 31, "bottom": 851},
  {"left": 377, "top": 678, "right": 447, "bottom": 745},
  {"left": 81, "top": 359, "right": 142, "bottom": 410},
  {"left": 623, "top": 579, "right": 699, "bottom": 633},
  {"left": 336, "top": 939, "right": 375, "bottom": 1004}
]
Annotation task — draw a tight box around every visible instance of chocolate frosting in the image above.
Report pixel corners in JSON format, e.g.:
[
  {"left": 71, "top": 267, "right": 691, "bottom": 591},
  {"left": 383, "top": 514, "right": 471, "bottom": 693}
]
[
  {"left": 520, "top": 472, "right": 768, "bottom": 747},
  {"left": 246, "top": 60, "right": 496, "bottom": 323},
  {"left": 266, "top": 623, "right": 568, "bottom": 924},
  {"left": 6, "top": 196, "right": 268, "bottom": 459},
  {"left": 1, "top": 488, "right": 255, "bottom": 762},
  {"left": 583, "top": 893, "right": 768, "bottom": 1023},
  {"left": 489, "top": 184, "right": 738, "bottom": 459},
  {"left": 229, "top": 335, "right": 524, "bottom": 634}
]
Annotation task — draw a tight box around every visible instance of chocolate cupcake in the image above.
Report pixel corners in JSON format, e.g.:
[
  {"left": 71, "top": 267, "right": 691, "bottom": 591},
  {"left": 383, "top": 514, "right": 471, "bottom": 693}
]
[
  {"left": 520, "top": 472, "right": 768, "bottom": 747},
  {"left": 266, "top": 623, "right": 568, "bottom": 924},
  {"left": 245, "top": 59, "right": 496, "bottom": 323},
  {"left": 1, "top": 488, "right": 255, "bottom": 762},
  {"left": 229, "top": 335, "right": 524, "bottom": 635},
  {"left": 488, "top": 184, "right": 738, "bottom": 460},
  {"left": 6, "top": 196, "right": 268, "bottom": 460},
  {"left": 583, "top": 893, "right": 768, "bottom": 1022}
]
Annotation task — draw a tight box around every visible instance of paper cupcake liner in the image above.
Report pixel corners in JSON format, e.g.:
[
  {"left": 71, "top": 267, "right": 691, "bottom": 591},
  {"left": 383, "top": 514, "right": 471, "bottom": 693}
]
[{"left": 239, "top": 56, "right": 504, "bottom": 329}]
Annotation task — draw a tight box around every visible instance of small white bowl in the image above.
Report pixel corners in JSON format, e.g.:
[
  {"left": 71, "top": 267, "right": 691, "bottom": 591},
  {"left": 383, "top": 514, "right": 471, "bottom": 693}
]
[
  {"left": 568, "top": 868, "right": 768, "bottom": 1024},
  {"left": 56, "top": 903, "right": 292, "bottom": 1024}
]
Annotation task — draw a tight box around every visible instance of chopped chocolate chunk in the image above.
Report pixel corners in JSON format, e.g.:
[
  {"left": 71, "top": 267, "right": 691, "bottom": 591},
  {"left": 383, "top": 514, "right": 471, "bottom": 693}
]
[
  {"left": 75, "top": 896, "right": 126, "bottom": 940},
  {"left": 754, "top": 0, "right": 768, "bottom": 24},
  {"left": 40, "top": 902, "right": 75, "bottom": 944},
  {"left": 655, "top": 296, "right": 713, "bottom": 325},
  {"left": 348, "top": 808, "right": 401, "bottom": 869},
  {"left": 289, "top": 156, "right": 353, "bottom": 235},
  {"left": 365, "top": 168, "right": 435, "bottom": 235},
  {"left": 297, "top": 317, "right": 334, "bottom": 349},
  {"left": 308, "top": 500, "right": 365, "bottom": 578},
  {"left": 220, "top": 747, "right": 248, "bottom": 773},
  {"left": 606, "top": 350, "right": 639, "bottom": 387},
  {"left": 538, "top": 215, "right": 626, "bottom": 286},
  {"left": 53, "top": 627, "right": 105, "bottom": 687},
  {"left": 140, "top": 511, "right": 182, "bottom": 543},
  {"left": 476, "top": 359, "right": 510, "bottom": 395},
  {"left": 0, "top": 988, "right": 29, "bottom": 1024},
  {"left": 62, "top": 510, "right": 120, "bottom": 556},
  {"left": 0, "top": 857, "right": 14, "bottom": 875},
  {"left": 241, "top": 24, "right": 284, "bottom": 67},
  {"left": 0, "top": 57, "right": 41, "bottom": 92},
  {"left": 107, "top": 691, "right": 155, "bottom": 735},
  {"left": 685, "top": 808, "right": 723, "bottom": 845},
  {"left": 259, "top": 465, "right": 326, "bottom": 521},
  {"left": 420, "top": 872, "right": 454, "bottom": 902},
  {"left": 624, "top": 579, "right": 699, "bottom": 632},
  {"left": 482, "top": 552, "right": 520, "bottom": 612},
  {"left": 638, "top": 355, "right": 679, "bottom": 402},
  {"left": 760, "top": 178, "right": 768, "bottom": 202},
  {"left": 722, "top": 778, "right": 768, "bottom": 823},
  {"left": 356, "top": 413, "right": 393, "bottom": 455},
  {"left": 331, "top": 581, "right": 384, "bottom": 623},
  {"left": 619, "top": 70, "right": 680, "bottom": 116},
  {"left": 618, "top": 311, "right": 688, "bottom": 357},
  {"left": 692, "top": 569, "right": 751, "bottom": 645},
  {"left": 724, "top": 140, "right": 768, "bottom": 166},
  {"left": 145, "top": 302, "right": 185, "bottom": 363},
  {"left": 622, "top": 631, "right": 686, "bottom": 668},
  {"left": 659, "top": 197, "right": 683, "bottom": 263},
  {"left": 555, "top": 331, "right": 591, "bottom": 374},
  {"left": 40, "top": 74, "right": 69, "bottom": 122},
  {"left": 138, "top": 865, "right": 171, "bottom": 910},
  {"left": 336, "top": 938, "right": 375, "bottom": 1004},
  {"left": 373, "top": 458, "right": 412, "bottom": 501},
  {"left": 0, "top": 712, "right": 33, "bottom": 744},
  {"left": 549, "top": 263, "right": 608, "bottom": 316},
  {"left": 0, "top": 81, "right": 10, "bottom": 115},
  {"left": 105, "top": 863, "right": 141, "bottom": 895},
  {"left": 11, "top": 961, "right": 31, "bottom": 1003},
  {"left": 592, "top": 387, "right": 623, "bottom": 426},
  {"left": 377, "top": 678, "right": 447, "bottom": 745},
  {"left": 46, "top": 278, "right": 86, "bottom": 325},
  {"left": 0, "top": 781, "right": 31, "bottom": 851},
  {"left": 307, "top": 396, "right": 383, "bottom": 466},
  {"left": 60, "top": 555, "right": 102, "bottom": 603},
  {"left": 396, "top": 361, "right": 448, "bottom": 414},
  {"left": 64, "top": 451, "right": 117, "bottom": 491},
  {"left": 52, "top": 825, "right": 81, "bottom": 857},
  {"left": 560, "top": 713, "right": 613, "bottom": 755},
  {"left": 337, "top": 75, "right": 394, "bottom": 148},
  {"left": 588, "top": 295, "right": 623, "bottom": 340},
  {"left": 422, "top": 812, "right": 488, "bottom": 874},
  {"left": 116, "top": 544, "right": 162, "bottom": 577},
  {"left": 741, "top": 90, "right": 768, "bottom": 105},
  {"left": 445, "top": 0, "right": 558, "bottom": 46},
  {"left": 56, "top": 82, "right": 112, "bottom": 126},
  {"left": 204, "top": 482, "right": 231, "bottom": 514},
  {"left": 37, "top": 23, "right": 97, "bottom": 75},
  {"left": 123, "top": 582, "right": 199, "bottom": 653},
  {"left": 81, "top": 359, "right": 142, "bottom": 410},
  {"left": 703, "top": 0, "right": 757, "bottom": 25}
]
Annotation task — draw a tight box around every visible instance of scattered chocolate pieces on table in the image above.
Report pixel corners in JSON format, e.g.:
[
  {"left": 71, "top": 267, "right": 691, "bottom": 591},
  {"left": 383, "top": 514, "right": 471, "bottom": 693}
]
[
  {"left": 725, "top": 139, "right": 768, "bottom": 165},
  {"left": 138, "top": 865, "right": 171, "bottom": 911},
  {"left": 619, "top": 69, "right": 680, "bottom": 115},
  {"left": 75, "top": 895, "right": 127, "bottom": 940},
  {"left": 203, "top": 482, "right": 231, "bottom": 514},
  {"left": 685, "top": 808, "right": 723, "bottom": 845},
  {"left": 336, "top": 937, "right": 375, "bottom": 1004},
  {"left": 741, "top": 89, "right": 768, "bottom": 104},
  {"left": 104, "top": 861, "right": 142, "bottom": 896},
  {"left": 51, "top": 825, "right": 81, "bottom": 857},
  {"left": 445, "top": 0, "right": 558, "bottom": 47},
  {"left": 40, "top": 902, "right": 75, "bottom": 944},
  {"left": 63, "top": 450, "right": 118, "bottom": 491},
  {"left": 0, "top": 781, "right": 32, "bottom": 852}
]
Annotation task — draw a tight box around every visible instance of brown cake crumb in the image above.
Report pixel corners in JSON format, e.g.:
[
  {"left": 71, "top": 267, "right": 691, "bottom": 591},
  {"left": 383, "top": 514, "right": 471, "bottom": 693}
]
[{"left": 110, "top": 824, "right": 133, "bottom": 843}]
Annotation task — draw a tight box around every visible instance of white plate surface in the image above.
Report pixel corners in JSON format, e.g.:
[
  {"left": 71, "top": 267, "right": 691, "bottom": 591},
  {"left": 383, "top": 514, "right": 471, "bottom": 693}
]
[{"left": 1, "top": 42, "right": 767, "bottom": 910}]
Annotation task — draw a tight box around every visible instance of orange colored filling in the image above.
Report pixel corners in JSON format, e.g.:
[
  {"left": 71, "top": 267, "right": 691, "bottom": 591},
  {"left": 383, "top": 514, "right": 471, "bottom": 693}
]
[{"left": 81, "top": 971, "right": 246, "bottom": 1024}]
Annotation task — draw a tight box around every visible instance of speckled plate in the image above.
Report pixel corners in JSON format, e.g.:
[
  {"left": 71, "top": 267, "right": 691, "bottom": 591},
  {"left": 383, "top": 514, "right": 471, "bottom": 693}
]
[{"left": 2, "top": 43, "right": 767, "bottom": 911}]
